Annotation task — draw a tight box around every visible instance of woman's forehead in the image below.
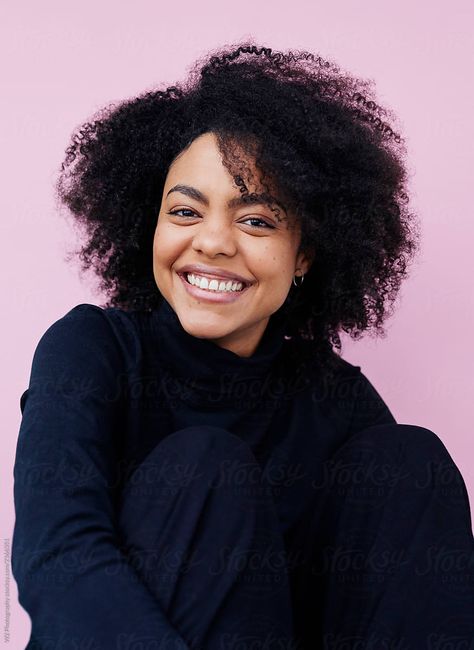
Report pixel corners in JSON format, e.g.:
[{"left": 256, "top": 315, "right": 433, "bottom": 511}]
[{"left": 165, "top": 133, "right": 296, "bottom": 219}]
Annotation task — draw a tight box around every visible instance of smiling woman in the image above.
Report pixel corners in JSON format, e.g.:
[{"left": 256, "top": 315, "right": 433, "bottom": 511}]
[
  {"left": 50, "top": 41, "right": 421, "bottom": 380},
  {"left": 12, "top": 40, "right": 474, "bottom": 649},
  {"left": 153, "top": 132, "right": 314, "bottom": 357}
]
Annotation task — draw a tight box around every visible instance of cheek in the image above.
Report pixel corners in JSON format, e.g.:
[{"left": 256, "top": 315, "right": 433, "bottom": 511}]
[
  {"left": 253, "top": 244, "right": 281, "bottom": 267},
  {"left": 258, "top": 245, "right": 296, "bottom": 279},
  {"left": 152, "top": 232, "right": 162, "bottom": 266},
  {"left": 153, "top": 222, "right": 178, "bottom": 263},
  {"left": 152, "top": 220, "right": 162, "bottom": 248}
]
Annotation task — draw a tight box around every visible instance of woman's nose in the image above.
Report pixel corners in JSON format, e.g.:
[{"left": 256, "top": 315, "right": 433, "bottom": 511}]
[{"left": 191, "top": 216, "right": 237, "bottom": 256}]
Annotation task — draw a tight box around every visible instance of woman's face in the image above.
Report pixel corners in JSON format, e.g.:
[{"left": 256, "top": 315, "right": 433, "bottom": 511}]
[{"left": 153, "top": 132, "right": 313, "bottom": 357}]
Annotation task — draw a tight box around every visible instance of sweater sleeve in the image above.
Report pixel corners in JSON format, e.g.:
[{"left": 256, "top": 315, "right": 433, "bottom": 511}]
[{"left": 12, "top": 304, "right": 190, "bottom": 650}]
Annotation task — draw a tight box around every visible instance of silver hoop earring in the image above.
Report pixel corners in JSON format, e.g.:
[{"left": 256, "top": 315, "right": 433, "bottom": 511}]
[{"left": 292, "top": 273, "right": 305, "bottom": 287}]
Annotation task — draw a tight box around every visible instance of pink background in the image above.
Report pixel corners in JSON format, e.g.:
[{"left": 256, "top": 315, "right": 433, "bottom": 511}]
[{"left": 2, "top": 1, "right": 473, "bottom": 645}]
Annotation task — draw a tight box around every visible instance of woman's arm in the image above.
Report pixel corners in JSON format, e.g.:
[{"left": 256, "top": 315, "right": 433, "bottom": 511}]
[{"left": 12, "top": 305, "right": 190, "bottom": 649}]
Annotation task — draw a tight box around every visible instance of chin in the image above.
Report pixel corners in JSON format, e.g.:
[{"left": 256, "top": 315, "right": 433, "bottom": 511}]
[{"left": 177, "top": 313, "right": 230, "bottom": 340}]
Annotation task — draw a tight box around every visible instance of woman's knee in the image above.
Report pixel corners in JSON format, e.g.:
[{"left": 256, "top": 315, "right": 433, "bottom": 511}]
[
  {"left": 152, "top": 425, "right": 259, "bottom": 466},
  {"left": 335, "top": 423, "right": 469, "bottom": 508},
  {"left": 123, "top": 425, "right": 262, "bottom": 497},
  {"left": 347, "top": 422, "right": 453, "bottom": 463}
]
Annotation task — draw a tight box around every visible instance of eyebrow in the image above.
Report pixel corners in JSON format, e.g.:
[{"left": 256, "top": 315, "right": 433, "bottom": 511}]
[{"left": 165, "top": 184, "right": 288, "bottom": 215}]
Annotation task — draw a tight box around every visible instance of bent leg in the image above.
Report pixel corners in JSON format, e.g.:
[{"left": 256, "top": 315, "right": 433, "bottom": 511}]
[
  {"left": 286, "top": 423, "right": 474, "bottom": 648},
  {"left": 117, "top": 425, "right": 295, "bottom": 650}
]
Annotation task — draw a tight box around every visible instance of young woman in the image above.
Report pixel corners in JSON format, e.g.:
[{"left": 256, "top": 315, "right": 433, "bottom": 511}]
[{"left": 13, "top": 42, "right": 474, "bottom": 648}]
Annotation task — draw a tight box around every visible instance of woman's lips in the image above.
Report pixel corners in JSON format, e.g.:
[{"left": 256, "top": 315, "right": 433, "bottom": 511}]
[{"left": 177, "top": 272, "right": 251, "bottom": 303}]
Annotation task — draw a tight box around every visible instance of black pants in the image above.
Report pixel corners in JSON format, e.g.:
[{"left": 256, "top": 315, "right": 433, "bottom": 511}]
[{"left": 117, "top": 424, "right": 474, "bottom": 649}]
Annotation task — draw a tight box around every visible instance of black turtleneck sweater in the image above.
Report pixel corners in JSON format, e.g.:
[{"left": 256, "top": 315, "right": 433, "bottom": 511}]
[{"left": 12, "top": 298, "right": 396, "bottom": 647}]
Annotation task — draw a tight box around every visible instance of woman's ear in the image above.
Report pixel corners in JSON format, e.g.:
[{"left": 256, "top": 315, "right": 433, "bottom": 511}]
[{"left": 296, "top": 247, "right": 315, "bottom": 275}]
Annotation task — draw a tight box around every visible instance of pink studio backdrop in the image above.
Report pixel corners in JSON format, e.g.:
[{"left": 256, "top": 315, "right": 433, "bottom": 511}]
[{"left": 2, "top": 1, "right": 473, "bottom": 646}]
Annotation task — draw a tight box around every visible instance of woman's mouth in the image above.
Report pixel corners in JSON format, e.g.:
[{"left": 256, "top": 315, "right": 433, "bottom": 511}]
[{"left": 177, "top": 272, "right": 252, "bottom": 303}]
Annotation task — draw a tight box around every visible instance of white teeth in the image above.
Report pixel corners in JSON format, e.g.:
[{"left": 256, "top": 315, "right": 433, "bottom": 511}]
[{"left": 185, "top": 273, "right": 244, "bottom": 292}]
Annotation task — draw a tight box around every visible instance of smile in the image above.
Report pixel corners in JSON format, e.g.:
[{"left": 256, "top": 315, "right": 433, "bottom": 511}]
[
  {"left": 186, "top": 272, "right": 246, "bottom": 292},
  {"left": 177, "top": 272, "right": 252, "bottom": 303}
]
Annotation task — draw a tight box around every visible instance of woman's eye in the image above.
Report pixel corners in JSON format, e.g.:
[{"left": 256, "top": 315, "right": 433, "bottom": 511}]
[
  {"left": 167, "top": 209, "right": 197, "bottom": 218},
  {"left": 167, "top": 209, "right": 274, "bottom": 229},
  {"left": 241, "top": 217, "right": 275, "bottom": 229}
]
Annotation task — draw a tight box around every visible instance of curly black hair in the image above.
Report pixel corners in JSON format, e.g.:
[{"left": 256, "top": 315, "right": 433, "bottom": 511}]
[{"left": 55, "top": 39, "right": 420, "bottom": 380}]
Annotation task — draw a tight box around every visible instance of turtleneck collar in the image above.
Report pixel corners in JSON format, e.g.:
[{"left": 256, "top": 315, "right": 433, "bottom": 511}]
[{"left": 150, "top": 297, "right": 291, "bottom": 408}]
